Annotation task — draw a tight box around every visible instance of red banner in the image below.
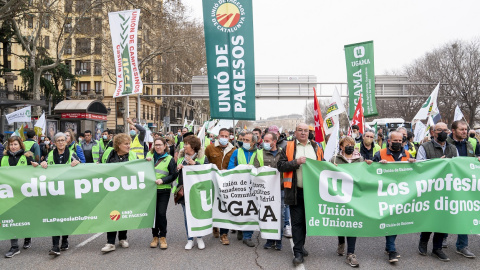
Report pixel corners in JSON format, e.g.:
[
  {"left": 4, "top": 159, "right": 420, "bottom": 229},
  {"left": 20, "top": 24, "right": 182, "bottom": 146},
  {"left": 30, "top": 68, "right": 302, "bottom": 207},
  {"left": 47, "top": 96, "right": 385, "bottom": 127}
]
[{"left": 61, "top": 113, "right": 107, "bottom": 121}]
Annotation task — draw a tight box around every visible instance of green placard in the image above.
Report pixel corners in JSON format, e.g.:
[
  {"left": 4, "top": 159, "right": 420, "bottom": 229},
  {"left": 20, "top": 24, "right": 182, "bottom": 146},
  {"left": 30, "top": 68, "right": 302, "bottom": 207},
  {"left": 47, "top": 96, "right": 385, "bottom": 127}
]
[
  {"left": 0, "top": 160, "right": 156, "bottom": 240},
  {"left": 202, "top": 0, "right": 256, "bottom": 120},
  {"left": 345, "top": 41, "right": 377, "bottom": 118},
  {"left": 303, "top": 157, "right": 480, "bottom": 237}
]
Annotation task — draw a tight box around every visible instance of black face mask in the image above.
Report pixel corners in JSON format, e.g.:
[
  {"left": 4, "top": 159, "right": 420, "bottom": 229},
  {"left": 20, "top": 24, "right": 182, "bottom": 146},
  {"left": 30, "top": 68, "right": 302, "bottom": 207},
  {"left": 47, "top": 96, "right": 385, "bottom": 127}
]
[
  {"left": 237, "top": 141, "right": 243, "bottom": 147},
  {"left": 470, "top": 133, "right": 476, "bottom": 138},
  {"left": 308, "top": 133, "right": 314, "bottom": 140},
  {"left": 390, "top": 142, "right": 402, "bottom": 152},
  {"left": 402, "top": 136, "right": 407, "bottom": 143},
  {"left": 437, "top": 131, "right": 448, "bottom": 142},
  {"left": 344, "top": 146, "right": 354, "bottom": 155}
]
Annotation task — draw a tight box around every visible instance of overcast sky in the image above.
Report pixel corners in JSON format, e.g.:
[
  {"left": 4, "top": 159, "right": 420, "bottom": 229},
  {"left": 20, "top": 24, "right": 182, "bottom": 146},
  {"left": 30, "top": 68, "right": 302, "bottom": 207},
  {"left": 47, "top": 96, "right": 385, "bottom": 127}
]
[{"left": 182, "top": 0, "right": 480, "bottom": 120}]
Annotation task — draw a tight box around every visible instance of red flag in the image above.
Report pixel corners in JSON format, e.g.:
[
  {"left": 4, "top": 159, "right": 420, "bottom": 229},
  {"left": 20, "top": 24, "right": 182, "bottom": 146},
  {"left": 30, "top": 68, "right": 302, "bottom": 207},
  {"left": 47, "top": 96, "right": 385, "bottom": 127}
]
[
  {"left": 351, "top": 94, "right": 364, "bottom": 134},
  {"left": 313, "top": 87, "right": 325, "bottom": 143}
]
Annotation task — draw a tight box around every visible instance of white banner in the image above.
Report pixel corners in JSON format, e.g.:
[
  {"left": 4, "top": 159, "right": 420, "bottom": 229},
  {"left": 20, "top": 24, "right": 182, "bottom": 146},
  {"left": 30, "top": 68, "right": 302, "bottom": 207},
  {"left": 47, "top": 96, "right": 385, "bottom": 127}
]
[
  {"left": 209, "top": 119, "right": 239, "bottom": 136},
  {"left": 324, "top": 122, "right": 339, "bottom": 161},
  {"left": 413, "top": 121, "right": 426, "bottom": 143},
  {"left": 6, "top": 106, "right": 31, "bottom": 124},
  {"left": 325, "top": 88, "right": 346, "bottom": 120},
  {"left": 454, "top": 105, "right": 464, "bottom": 122},
  {"left": 108, "top": 9, "right": 142, "bottom": 98},
  {"left": 183, "top": 164, "right": 281, "bottom": 240},
  {"left": 413, "top": 83, "right": 440, "bottom": 121}
]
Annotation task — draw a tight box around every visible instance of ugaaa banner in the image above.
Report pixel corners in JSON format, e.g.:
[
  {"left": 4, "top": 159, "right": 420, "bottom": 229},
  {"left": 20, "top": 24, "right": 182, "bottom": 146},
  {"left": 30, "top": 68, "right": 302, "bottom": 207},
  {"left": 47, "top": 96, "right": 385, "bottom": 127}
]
[
  {"left": 303, "top": 157, "right": 480, "bottom": 237},
  {"left": 108, "top": 9, "right": 143, "bottom": 98},
  {"left": 344, "top": 41, "right": 377, "bottom": 118},
  {"left": 202, "top": 0, "right": 255, "bottom": 120},
  {"left": 0, "top": 160, "right": 156, "bottom": 240},
  {"left": 183, "top": 164, "right": 281, "bottom": 239}
]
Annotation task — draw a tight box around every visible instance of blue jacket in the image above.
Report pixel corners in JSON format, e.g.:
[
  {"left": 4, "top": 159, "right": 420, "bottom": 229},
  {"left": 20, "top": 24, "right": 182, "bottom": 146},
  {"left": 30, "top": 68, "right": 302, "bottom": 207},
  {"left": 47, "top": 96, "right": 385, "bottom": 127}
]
[
  {"left": 227, "top": 147, "right": 256, "bottom": 169},
  {"left": 69, "top": 142, "right": 86, "bottom": 163},
  {"left": 0, "top": 142, "right": 4, "bottom": 160}
]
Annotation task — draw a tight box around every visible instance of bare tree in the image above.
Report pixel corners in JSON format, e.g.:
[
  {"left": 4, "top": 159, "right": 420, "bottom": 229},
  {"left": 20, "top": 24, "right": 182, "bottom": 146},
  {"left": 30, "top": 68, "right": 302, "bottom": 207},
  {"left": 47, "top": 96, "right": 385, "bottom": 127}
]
[{"left": 0, "top": 0, "right": 28, "bottom": 22}]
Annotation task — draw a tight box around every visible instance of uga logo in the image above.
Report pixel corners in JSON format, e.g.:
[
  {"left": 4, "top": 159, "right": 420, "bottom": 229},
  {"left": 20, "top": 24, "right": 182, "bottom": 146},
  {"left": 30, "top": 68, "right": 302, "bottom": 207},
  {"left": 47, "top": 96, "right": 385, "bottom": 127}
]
[
  {"left": 319, "top": 170, "right": 354, "bottom": 203},
  {"left": 189, "top": 180, "right": 215, "bottom": 220},
  {"left": 353, "top": 46, "right": 365, "bottom": 58}
]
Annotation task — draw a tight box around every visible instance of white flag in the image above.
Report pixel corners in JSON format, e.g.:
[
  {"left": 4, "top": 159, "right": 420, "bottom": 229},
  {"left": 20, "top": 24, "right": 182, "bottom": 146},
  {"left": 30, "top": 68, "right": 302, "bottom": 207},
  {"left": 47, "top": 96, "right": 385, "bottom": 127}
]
[
  {"left": 324, "top": 122, "right": 339, "bottom": 162},
  {"left": 325, "top": 88, "right": 346, "bottom": 120},
  {"left": 412, "top": 83, "right": 440, "bottom": 121},
  {"left": 197, "top": 122, "right": 207, "bottom": 148},
  {"left": 324, "top": 115, "right": 339, "bottom": 135},
  {"left": 425, "top": 116, "right": 435, "bottom": 137},
  {"left": 183, "top": 118, "right": 188, "bottom": 128},
  {"left": 34, "top": 112, "right": 46, "bottom": 135},
  {"left": 209, "top": 119, "right": 238, "bottom": 136},
  {"left": 413, "top": 121, "right": 426, "bottom": 143},
  {"left": 6, "top": 106, "right": 31, "bottom": 124},
  {"left": 454, "top": 105, "right": 464, "bottom": 122},
  {"left": 108, "top": 9, "right": 143, "bottom": 97}
]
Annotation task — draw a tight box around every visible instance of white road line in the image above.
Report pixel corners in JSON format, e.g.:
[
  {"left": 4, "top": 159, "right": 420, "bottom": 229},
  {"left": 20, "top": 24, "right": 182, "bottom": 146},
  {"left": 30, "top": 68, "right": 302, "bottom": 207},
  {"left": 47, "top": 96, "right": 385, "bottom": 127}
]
[
  {"left": 289, "top": 238, "right": 306, "bottom": 270},
  {"left": 76, "top": 233, "right": 103, "bottom": 248}
]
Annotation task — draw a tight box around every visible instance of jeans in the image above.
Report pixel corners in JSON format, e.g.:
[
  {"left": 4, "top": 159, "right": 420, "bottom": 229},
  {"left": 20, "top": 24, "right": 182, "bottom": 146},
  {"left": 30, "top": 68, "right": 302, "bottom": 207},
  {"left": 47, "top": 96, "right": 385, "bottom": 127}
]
[
  {"left": 107, "top": 231, "right": 127, "bottom": 244},
  {"left": 220, "top": 228, "right": 229, "bottom": 235},
  {"left": 420, "top": 232, "right": 445, "bottom": 250},
  {"left": 385, "top": 235, "right": 397, "bottom": 252},
  {"left": 152, "top": 189, "right": 171, "bottom": 237},
  {"left": 52, "top": 235, "right": 68, "bottom": 246},
  {"left": 338, "top": 236, "right": 357, "bottom": 254},
  {"left": 181, "top": 202, "right": 201, "bottom": 241},
  {"left": 289, "top": 188, "right": 306, "bottom": 255},
  {"left": 243, "top": 231, "right": 253, "bottom": 240},
  {"left": 10, "top": 238, "right": 31, "bottom": 249},
  {"left": 456, "top": 234, "right": 468, "bottom": 250}
]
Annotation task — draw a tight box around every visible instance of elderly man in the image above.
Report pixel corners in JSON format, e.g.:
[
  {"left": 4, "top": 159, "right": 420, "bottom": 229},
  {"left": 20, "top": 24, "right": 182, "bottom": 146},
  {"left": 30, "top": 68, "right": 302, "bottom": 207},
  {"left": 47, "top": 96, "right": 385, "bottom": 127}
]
[
  {"left": 277, "top": 123, "right": 324, "bottom": 266},
  {"left": 417, "top": 122, "right": 458, "bottom": 262}
]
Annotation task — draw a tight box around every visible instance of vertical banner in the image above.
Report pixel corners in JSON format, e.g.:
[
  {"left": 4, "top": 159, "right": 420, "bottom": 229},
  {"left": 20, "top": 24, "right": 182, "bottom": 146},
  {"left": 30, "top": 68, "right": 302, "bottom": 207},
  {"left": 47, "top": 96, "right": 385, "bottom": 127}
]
[
  {"left": 345, "top": 41, "right": 377, "bottom": 119},
  {"left": 108, "top": 9, "right": 143, "bottom": 98},
  {"left": 202, "top": 0, "right": 256, "bottom": 120},
  {"left": 184, "top": 164, "right": 281, "bottom": 240}
]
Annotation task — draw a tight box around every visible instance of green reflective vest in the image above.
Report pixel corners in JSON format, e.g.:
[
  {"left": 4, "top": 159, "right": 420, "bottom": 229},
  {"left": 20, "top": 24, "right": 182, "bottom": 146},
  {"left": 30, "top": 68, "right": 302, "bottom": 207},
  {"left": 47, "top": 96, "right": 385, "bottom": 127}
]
[
  {"left": 204, "top": 137, "right": 211, "bottom": 149},
  {"left": 355, "top": 142, "right": 381, "bottom": 156},
  {"left": 101, "top": 148, "right": 137, "bottom": 163},
  {"left": 147, "top": 152, "right": 173, "bottom": 190},
  {"left": 174, "top": 135, "right": 178, "bottom": 144},
  {"left": 130, "top": 135, "right": 144, "bottom": 159},
  {"left": 23, "top": 140, "right": 35, "bottom": 151},
  {"left": 47, "top": 150, "right": 73, "bottom": 165},
  {"left": 178, "top": 141, "right": 184, "bottom": 151},
  {"left": 237, "top": 148, "right": 264, "bottom": 166},
  {"left": 469, "top": 137, "right": 477, "bottom": 152},
  {"left": 99, "top": 139, "right": 112, "bottom": 151},
  {"left": 1, "top": 155, "right": 27, "bottom": 167},
  {"left": 81, "top": 140, "right": 101, "bottom": 163}
]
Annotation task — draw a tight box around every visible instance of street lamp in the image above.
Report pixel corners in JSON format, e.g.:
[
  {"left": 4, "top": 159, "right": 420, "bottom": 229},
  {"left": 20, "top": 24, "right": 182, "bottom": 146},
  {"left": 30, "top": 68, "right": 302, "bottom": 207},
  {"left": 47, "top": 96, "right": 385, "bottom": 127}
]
[{"left": 43, "top": 71, "right": 52, "bottom": 81}]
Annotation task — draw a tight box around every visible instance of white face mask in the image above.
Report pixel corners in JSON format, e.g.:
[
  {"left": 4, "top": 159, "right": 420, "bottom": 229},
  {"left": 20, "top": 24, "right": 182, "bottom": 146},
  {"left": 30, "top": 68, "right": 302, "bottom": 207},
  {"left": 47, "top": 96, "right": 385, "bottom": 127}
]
[
  {"left": 45, "top": 141, "right": 50, "bottom": 145},
  {"left": 229, "top": 135, "right": 234, "bottom": 140}
]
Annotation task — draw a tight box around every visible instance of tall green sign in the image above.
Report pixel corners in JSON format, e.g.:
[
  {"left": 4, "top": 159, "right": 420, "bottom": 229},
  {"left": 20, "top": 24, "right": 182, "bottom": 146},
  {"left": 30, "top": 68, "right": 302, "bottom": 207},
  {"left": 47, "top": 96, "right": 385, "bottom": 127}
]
[
  {"left": 202, "top": 0, "right": 256, "bottom": 120},
  {"left": 345, "top": 41, "right": 377, "bottom": 119},
  {"left": 0, "top": 160, "right": 156, "bottom": 240},
  {"left": 303, "top": 157, "right": 480, "bottom": 237}
]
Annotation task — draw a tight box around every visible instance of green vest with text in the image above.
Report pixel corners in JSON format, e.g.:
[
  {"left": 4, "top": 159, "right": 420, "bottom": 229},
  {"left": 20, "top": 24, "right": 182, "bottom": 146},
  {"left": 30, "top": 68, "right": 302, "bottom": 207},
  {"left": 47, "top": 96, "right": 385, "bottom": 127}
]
[
  {"left": 47, "top": 150, "right": 72, "bottom": 165},
  {"left": 146, "top": 152, "right": 173, "bottom": 190},
  {"left": 130, "top": 135, "right": 144, "bottom": 159},
  {"left": 237, "top": 148, "right": 264, "bottom": 166},
  {"left": 1, "top": 155, "right": 27, "bottom": 167}
]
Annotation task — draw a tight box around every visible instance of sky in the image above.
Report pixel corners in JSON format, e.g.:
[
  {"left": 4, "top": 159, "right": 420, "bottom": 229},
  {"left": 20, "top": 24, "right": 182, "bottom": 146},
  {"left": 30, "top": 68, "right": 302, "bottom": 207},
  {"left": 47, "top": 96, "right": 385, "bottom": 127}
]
[{"left": 182, "top": 0, "right": 480, "bottom": 120}]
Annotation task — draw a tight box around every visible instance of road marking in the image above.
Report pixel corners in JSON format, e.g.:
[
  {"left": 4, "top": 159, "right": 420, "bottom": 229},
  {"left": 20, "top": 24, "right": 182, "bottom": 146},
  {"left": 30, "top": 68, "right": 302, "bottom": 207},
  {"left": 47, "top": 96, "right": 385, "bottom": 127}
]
[
  {"left": 76, "top": 233, "right": 103, "bottom": 248},
  {"left": 289, "top": 237, "right": 306, "bottom": 270}
]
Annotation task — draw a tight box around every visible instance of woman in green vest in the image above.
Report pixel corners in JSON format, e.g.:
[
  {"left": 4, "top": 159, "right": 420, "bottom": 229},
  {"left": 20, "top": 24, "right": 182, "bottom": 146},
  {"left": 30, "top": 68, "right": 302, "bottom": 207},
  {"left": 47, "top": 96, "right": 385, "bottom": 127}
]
[
  {"left": 176, "top": 135, "right": 209, "bottom": 250},
  {"left": 100, "top": 133, "right": 137, "bottom": 253},
  {"left": 65, "top": 130, "right": 86, "bottom": 163},
  {"left": 39, "top": 132, "right": 81, "bottom": 256},
  {"left": 145, "top": 137, "right": 178, "bottom": 250},
  {"left": 1, "top": 136, "right": 39, "bottom": 258}
]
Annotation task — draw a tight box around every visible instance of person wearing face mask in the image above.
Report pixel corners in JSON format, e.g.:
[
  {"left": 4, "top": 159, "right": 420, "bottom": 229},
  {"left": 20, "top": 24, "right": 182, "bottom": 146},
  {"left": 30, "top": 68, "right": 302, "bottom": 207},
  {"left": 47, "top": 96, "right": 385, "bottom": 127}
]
[
  {"left": 205, "top": 128, "right": 235, "bottom": 242},
  {"left": 354, "top": 130, "right": 380, "bottom": 161},
  {"left": 253, "top": 128, "right": 263, "bottom": 148},
  {"left": 227, "top": 131, "right": 264, "bottom": 247},
  {"left": 396, "top": 127, "right": 416, "bottom": 158},
  {"left": 330, "top": 136, "right": 366, "bottom": 267},
  {"left": 127, "top": 117, "right": 147, "bottom": 159},
  {"left": 372, "top": 131, "right": 415, "bottom": 263},
  {"left": 351, "top": 125, "right": 363, "bottom": 144},
  {"left": 236, "top": 132, "right": 245, "bottom": 148},
  {"left": 40, "top": 136, "right": 53, "bottom": 161},
  {"left": 100, "top": 130, "right": 113, "bottom": 151},
  {"left": 2, "top": 136, "right": 39, "bottom": 258},
  {"left": 416, "top": 122, "right": 458, "bottom": 261}
]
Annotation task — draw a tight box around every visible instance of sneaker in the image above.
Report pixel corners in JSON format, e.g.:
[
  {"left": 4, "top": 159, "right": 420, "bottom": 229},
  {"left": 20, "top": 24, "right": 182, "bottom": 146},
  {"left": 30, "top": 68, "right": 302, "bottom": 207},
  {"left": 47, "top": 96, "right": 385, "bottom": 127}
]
[
  {"left": 213, "top": 227, "right": 220, "bottom": 238},
  {"left": 388, "top": 251, "right": 399, "bottom": 263},
  {"left": 243, "top": 238, "right": 255, "bottom": 247},
  {"left": 263, "top": 240, "right": 275, "bottom": 249},
  {"left": 432, "top": 249, "right": 450, "bottom": 262},
  {"left": 150, "top": 237, "right": 159, "bottom": 248},
  {"left": 237, "top": 231, "right": 243, "bottom": 241},
  {"left": 23, "top": 239, "right": 32, "bottom": 249},
  {"left": 60, "top": 239, "right": 69, "bottom": 251},
  {"left": 337, "top": 243, "right": 345, "bottom": 256},
  {"left": 418, "top": 241, "right": 428, "bottom": 256},
  {"left": 442, "top": 237, "right": 448, "bottom": 248},
  {"left": 5, "top": 247, "right": 20, "bottom": 258},
  {"left": 385, "top": 249, "right": 401, "bottom": 257},
  {"left": 49, "top": 246, "right": 61, "bottom": 256},
  {"left": 274, "top": 240, "right": 282, "bottom": 251},
  {"left": 119, "top": 240, "right": 129, "bottom": 248},
  {"left": 220, "top": 234, "right": 229, "bottom": 245},
  {"left": 346, "top": 253, "right": 359, "bottom": 267},
  {"left": 456, "top": 247, "right": 476, "bottom": 258},
  {"left": 185, "top": 240, "right": 194, "bottom": 250},
  {"left": 159, "top": 237, "right": 167, "bottom": 249},
  {"left": 101, "top": 244, "right": 115, "bottom": 253},
  {"left": 197, "top": 238, "right": 205, "bottom": 250},
  {"left": 284, "top": 225, "right": 292, "bottom": 238}
]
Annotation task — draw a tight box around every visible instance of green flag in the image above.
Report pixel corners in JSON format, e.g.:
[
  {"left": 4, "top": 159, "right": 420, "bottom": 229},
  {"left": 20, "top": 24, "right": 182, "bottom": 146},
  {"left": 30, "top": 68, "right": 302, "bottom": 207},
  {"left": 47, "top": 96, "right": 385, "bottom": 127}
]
[
  {"left": 202, "top": 0, "right": 256, "bottom": 120},
  {"left": 345, "top": 41, "right": 377, "bottom": 119}
]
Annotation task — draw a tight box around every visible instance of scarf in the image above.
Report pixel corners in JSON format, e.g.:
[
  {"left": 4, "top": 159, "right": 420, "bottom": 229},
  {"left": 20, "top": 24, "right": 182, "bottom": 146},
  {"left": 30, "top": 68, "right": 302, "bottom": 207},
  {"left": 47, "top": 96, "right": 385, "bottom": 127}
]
[{"left": 53, "top": 147, "right": 70, "bottom": 164}]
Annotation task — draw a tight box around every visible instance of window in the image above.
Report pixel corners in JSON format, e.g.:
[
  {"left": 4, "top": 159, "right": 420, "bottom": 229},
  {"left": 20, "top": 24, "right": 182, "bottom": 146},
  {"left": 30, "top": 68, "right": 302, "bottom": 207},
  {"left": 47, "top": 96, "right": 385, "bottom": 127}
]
[
  {"left": 65, "top": 60, "right": 71, "bottom": 73},
  {"left": 137, "top": 37, "right": 142, "bottom": 51},
  {"left": 65, "top": 0, "right": 73, "bottom": 12},
  {"left": 94, "top": 60, "right": 101, "bottom": 75},
  {"left": 65, "top": 38, "right": 72, "bottom": 54},
  {"left": 116, "top": 102, "right": 123, "bottom": 117},
  {"left": 94, "top": 38, "right": 101, "bottom": 54},
  {"left": 94, "top": 18, "right": 102, "bottom": 32},
  {"left": 143, "top": 105, "right": 145, "bottom": 120},
  {"left": 43, "top": 16, "right": 50, "bottom": 28},
  {"left": 44, "top": 36, "right": 49, "bottom": 49},
  {"left": 79, "top": 82, "right": 90, "bottom": 94},
  {"left": 76, "top": 0, "right": 92, "bottom": 13},
  {"left": 75, "top": 60, "right": 90, "bottom": 75},
  {"left": 26, "top": 15, "right": 33, "bottom": 28},
  {"left": 94, "top": 81, "right": 101, "bottom": 94},
  {"left": 75, "top": 17, "right": 92, "bottom": 34},
  {"left": 75, "top": 38, "right": 91, "bottom": 54}
]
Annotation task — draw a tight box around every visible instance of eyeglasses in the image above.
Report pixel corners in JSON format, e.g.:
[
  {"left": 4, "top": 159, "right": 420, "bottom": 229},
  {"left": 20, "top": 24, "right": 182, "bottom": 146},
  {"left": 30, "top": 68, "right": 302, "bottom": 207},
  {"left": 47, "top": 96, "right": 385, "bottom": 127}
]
[
  {"left": 56, "top": 139, "right": 66, "bottom": 143},
  {"left": 154, "top": 144, "right": 164, "bottom": 147},
  {"left": 364, "top": 136, "right": 374, "bottom": 138}
]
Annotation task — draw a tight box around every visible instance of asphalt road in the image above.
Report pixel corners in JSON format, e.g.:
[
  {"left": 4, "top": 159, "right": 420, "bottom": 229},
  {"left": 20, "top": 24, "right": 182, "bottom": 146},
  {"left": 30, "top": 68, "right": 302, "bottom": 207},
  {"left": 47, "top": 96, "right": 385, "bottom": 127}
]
[{"left": 1, "top": 196, "right": 479, "bottom": 270}]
